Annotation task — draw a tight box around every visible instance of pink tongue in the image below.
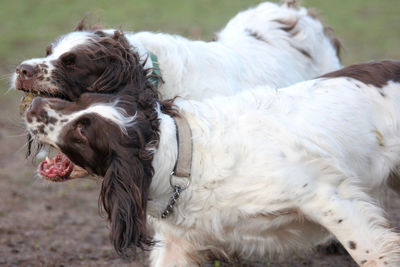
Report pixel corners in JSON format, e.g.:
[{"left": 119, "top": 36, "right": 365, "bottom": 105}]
[{"left": 39, "top": 152, "right": 74, "bottom": 180}]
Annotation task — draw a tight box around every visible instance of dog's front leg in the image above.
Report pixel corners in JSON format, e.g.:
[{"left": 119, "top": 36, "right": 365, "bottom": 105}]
[
  {"left": 150, "top": 231, "right": 198, "bottom": 267},
  {"left": 301, "top": 187, "right": 400, "bottom": 266}
]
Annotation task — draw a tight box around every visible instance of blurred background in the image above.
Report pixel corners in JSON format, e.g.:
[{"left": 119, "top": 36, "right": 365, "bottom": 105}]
[{"left": 0, "top": 0, "right": 399, "bottom": 266}]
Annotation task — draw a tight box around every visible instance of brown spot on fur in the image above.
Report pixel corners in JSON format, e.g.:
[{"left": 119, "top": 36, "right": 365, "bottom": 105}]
[
  {"left": 348, "top": 241, "right": 357, "bottom": 250},
  {"left": 361, "top": 260, "right": 367, "bottom": 265},
  {"left": 302, "top": 183, "right": 308, "bottom": 188},
  {"left": 48, "top": 117, "right": 58, "bottom": 124},
  {"left": 379, "top": 256, "right": 385, "bottom": 259},
  {"left": 375, "top": 129, "right": 385, "bottom": 147},
  {"left": 338, "top": 219, "right": 343, "bottom": 223},
  {"left": 38, "top": 125, "right": 46, "bottom": 135},
  {"left": 282, "top": 0, "right": 298, "bottom": 9},
  {"left": 275, "top": 18, "right": 298, "bottom": 32},
  {"left": 296, "top": 47, "right": 312, "bottom": 59},
  {"left": 366, "top": 250, "right": 369, "bottom": 254},
  {"left": 321, "top": 60, "right": 400, "bottom": 88},
  {"left": 245, "top": 28, "right": 269, "bottom": 44}
]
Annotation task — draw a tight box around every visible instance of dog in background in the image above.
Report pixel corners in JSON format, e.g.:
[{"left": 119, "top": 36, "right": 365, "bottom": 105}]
[
  {"left": 25, "top": 60, "right": 400, "bottom": 266},
  {"left": 12, "top": 1, "right": 340, "bottom": 102}
]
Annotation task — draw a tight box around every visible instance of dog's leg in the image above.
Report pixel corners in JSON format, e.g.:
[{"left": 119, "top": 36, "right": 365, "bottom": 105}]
[
  {"left": 150, "top": 231, "right": 198, "bottom": 267},
  {"left": 301, "top": 187, "right": 400, "bottom": 266}
]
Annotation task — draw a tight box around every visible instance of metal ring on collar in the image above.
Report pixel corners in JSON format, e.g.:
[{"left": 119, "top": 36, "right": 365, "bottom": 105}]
[{"left": 169, "top": 171, "right": 190, "bottom": 190}]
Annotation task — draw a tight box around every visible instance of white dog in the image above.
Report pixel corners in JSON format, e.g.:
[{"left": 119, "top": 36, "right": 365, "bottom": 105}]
[{"left": 25, "top": 61, "right": 400, "bottom": 266}]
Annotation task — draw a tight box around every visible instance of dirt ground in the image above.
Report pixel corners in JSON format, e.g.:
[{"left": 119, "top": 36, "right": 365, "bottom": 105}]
[{"left": 1, "top": 96, "right": 400, "bottom": 267}]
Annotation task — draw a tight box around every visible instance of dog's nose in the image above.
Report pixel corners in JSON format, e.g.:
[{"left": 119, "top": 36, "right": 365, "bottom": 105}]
[
  {"left": 26, "top": 97, "right": 48, "bottom": 123},
  {"left": 16, "top": 64, "right": 36, "bottom": 79}
]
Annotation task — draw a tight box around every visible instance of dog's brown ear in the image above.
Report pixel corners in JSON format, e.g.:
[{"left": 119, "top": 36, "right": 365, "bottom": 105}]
[{"left": 100, "top": 155, "right": 154, "bottom": 256}]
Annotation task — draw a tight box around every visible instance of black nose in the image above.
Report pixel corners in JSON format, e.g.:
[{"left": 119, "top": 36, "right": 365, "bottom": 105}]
[
  {"left": 16, "top": 64, "right": 36, "bottom": 79},
  {"left": 26, "top": 98, "right": 48, "bottom": 123}
]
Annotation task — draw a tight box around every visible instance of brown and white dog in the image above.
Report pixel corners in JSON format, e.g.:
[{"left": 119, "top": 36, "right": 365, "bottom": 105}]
[
  {"left": 12, "top": 2, "right": 340, "bottom": 101},
  {"left": 24, "top": 60, "right": 400, "bottom": 266}
]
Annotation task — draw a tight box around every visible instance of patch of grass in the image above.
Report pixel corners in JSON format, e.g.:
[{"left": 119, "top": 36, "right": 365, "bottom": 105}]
[{"left": 304, "top": 0, "right": 400, "bottom": 64}]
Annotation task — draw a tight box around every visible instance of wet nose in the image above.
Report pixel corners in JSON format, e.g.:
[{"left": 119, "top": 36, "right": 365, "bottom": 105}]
[
  {"left": 16, "top": 64, "right": 36, "bottom": 79},
  {"left": 26, "top": 98, "right": 48, "bottom": 123}
]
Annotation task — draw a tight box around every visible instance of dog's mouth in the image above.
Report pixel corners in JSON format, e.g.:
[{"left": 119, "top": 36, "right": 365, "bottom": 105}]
[
  {"left": 39, "top": 152, "right": 74, "bottom": 182},
  {"left": 20, "top": 90, "right": 69, "bottom": 115},
  {"left": 17, "top": 76, "right": 69, "bottom": 116},
  {"left": 37, "top": 151, "right": 90, "bottom": 182}
]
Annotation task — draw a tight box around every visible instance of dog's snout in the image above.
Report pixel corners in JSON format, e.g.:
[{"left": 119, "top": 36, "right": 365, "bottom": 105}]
[
  {"left": 26, "top": 98, "right": 48, "bottom": 123},
  {"left": 16, "top": 64, "right": 36, "bottom": 79}
]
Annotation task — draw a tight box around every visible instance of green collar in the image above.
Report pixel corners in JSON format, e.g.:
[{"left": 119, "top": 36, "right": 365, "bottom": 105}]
[{"left": 148, "top": 52, "right": 163, "bottom": 88}]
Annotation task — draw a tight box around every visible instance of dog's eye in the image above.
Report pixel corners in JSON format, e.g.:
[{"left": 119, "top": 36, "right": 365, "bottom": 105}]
[
  {"left": 75, "top": 118, "right": 90, "bottom": 141},
  {"left": 77, "top": 124, "right": 85, "bottom": 137},
  {"left": 46, "top": 45, "right": 52, "bottom": 56},
  {"left": 60, "top": 52, "right": 76, "bottom": 66},
  {"left": 75, "top": 121, "right": 89, "bottom": 144}
]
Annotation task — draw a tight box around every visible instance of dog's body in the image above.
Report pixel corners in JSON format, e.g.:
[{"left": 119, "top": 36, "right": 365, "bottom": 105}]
[
  {"left": 127, "top": 1, "right": 341, "bottom": 100},
  {"left": 13, "top": 1, "right": 340, "bottom": 102},
  {"left": 25, "top": 61, "right": 400, "bottom": 266}
]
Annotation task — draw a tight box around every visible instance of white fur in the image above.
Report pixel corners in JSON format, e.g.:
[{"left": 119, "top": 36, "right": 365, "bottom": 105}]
[
  {"left": 144, "top": 78, "right": 400, "bottom": 266},
  {"left": 12, "top": 1, "right": 341, "bottom": 100}
]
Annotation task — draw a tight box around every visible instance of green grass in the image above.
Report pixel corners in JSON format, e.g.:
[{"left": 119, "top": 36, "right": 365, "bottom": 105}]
[{"left": 1, "top": 0, "right": 399, "bottom": 96}]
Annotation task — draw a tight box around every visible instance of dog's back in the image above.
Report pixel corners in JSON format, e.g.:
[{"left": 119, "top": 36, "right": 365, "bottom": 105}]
[{"left": 217, "top": 1, "right": 341, "bottom": 78}]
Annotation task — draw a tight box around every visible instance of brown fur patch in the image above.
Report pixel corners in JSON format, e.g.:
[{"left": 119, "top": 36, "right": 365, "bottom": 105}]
[
  {"left": 348, "top": 241, "right": 357, "bottom": 250},
  {"left": 281, "top": 0, "right": 299, "bottom": 9},
  {"left": 245, "top": 28, "right": 269, "bottom": 44},
  {"left": 275, "top": 18, "right": 298, "bottom": 32},
  {"left": 321, "top": 60, "right": 400, "bottom": 88}
]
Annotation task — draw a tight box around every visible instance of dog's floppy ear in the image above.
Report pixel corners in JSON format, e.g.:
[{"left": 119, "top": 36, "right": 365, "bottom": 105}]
[{"left": 100, "top": 154, "right": 153, "bottom": 256}]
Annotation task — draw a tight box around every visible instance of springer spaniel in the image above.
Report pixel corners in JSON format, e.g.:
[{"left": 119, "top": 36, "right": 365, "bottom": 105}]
[
  {"left": 12, "top": 1, "right": 341, "bottom": 102},
  {"left": 24, "top": 60, "right": 400, "bottom": 266}
]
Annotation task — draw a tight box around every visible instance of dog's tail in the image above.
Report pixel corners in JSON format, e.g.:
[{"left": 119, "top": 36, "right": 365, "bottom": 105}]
[{"left": 216, "top": 1, "right": 341, "bottom": 76}]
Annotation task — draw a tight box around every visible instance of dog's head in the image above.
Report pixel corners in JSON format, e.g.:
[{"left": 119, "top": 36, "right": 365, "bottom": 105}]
[
  {"left": 12, "top": 27, "right": 154, "bottom": 101},
  {"left": 24, "top": 86, "right": 161, "bottom": 255}
]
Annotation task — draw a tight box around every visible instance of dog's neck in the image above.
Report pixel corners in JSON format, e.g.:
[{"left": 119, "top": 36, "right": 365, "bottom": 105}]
[
  {"left": 123, "top": 33, "right": 155, "bottom": 72},
  {"left": 147, "top": 109, "right": 180, "bottom": 218}
]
